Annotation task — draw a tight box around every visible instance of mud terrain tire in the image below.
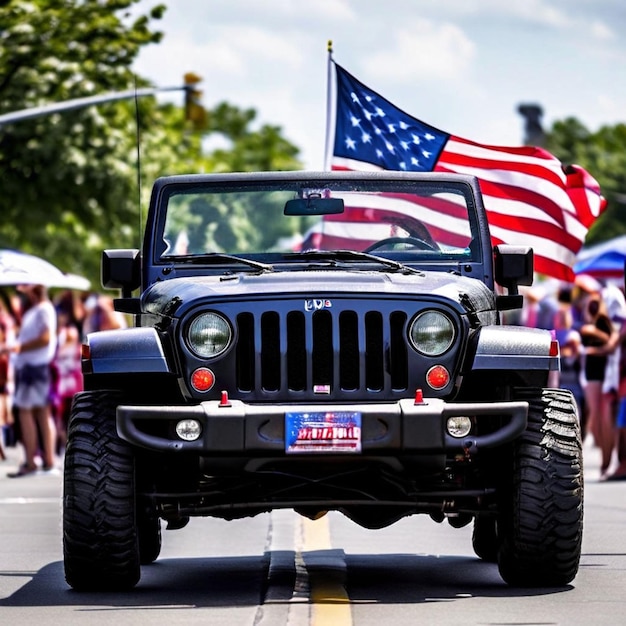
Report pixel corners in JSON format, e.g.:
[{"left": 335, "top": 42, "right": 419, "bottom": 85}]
[
  {"left": 497, "top": 388, "right": 583, "bottom": 586},
  {"left": 63, "top": 390, "right": 140, "bottom": 590}
]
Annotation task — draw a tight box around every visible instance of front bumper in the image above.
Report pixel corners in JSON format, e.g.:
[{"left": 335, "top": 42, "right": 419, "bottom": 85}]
[{"left": 117, "top": 398, "right": 528, "bottom": 454}]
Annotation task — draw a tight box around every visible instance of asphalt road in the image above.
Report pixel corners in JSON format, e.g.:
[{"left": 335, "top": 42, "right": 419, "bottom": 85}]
[{"left": 0, "top": 439, "right": 624, "bottom": 626}]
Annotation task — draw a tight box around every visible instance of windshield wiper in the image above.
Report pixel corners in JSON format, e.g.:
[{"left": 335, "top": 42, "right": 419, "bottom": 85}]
[
  {"left": 169, "top": 253, "right": 273, "bottom": 272},
  {"left": 285, "top": 250, "right": 422, "bottom": 274}
]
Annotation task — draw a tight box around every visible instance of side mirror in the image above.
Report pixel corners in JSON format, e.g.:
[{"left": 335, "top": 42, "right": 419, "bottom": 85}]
[
  {"left": 494, "top": 245, "right": 533, "bottom": 292},
  {"left": 494, "top": 244, "right": 533, "bottom": 311},
  {"left": 101, "top": 249, "right": 141, "bottom": 299}
]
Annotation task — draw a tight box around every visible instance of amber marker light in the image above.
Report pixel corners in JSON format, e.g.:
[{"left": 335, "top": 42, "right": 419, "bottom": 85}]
[
  {"left": 191, "top": 367, "right": 215, "bottom": 392},
  {"left": 426, "top": 364, "right": 450, "bottom": 390},
  {"left": 80, "top": 343, "right": 92, "bottom": 374}
]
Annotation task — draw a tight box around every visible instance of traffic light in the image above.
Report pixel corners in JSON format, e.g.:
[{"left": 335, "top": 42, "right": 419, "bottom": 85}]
[{"left": 184, "top": 72, "right": 206, "bottom": 129}]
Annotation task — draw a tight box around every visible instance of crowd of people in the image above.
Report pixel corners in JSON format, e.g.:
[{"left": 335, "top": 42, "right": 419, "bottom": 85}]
[
  {"left": 2, "top": 276, "right": 625, "bottom": 482},
  {"left": 518, "top": 275, "right": 626, "bottom": 481},
  {"left": 0, "top": 286, "right": 126, "bottom": 476}
]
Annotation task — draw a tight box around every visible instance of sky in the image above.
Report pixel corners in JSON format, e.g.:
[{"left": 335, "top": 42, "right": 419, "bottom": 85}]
[{"left": 130, "top": 0, "right": 626, "bottom": 170}]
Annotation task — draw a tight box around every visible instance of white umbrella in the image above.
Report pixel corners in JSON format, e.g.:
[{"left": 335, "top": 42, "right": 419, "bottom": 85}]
[{"left": 0, "top": 249, "right": 91, "bottom": 290}]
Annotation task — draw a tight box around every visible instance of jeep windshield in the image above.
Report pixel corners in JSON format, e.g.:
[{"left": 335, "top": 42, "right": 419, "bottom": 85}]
[{"left": 156, "top": 174, "right": 482, "bottom": 268}]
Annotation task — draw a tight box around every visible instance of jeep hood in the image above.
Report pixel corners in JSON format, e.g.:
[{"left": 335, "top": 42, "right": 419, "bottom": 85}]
[{"left": 142, "top": 270, "right": 496, "bottom": 317}]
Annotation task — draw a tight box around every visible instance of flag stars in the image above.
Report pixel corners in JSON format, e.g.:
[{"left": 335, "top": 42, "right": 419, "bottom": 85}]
[{"left": 335, "top": 68, "right": 449, "bottom": 174}]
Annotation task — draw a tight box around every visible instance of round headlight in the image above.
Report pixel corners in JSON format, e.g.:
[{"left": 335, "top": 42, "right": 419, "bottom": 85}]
[
  {"left": 187, "top": 313, "right": 232, "bottom": 358},
  {"left": 409, "top": 310, "right": 455, "bottom": 356}
]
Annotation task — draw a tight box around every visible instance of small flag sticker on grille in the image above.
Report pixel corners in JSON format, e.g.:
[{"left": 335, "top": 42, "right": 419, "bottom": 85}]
[{"left": 313, "top": 384, "right": 331, "bottom": 394}]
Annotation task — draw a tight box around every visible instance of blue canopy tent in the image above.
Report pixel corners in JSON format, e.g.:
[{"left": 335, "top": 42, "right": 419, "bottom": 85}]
[{"left": 573, "top": 235, "right": 626, "bottom": 278}]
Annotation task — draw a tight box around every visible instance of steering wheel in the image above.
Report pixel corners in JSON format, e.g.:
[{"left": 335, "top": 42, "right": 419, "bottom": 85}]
[{"left": 364, "top": 236, "right": 438, "bottom": 253}]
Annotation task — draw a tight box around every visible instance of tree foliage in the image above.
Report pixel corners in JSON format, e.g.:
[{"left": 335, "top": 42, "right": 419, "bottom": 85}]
[
  {"left": 3, "top": 0, "right": 621, "bottom": 291},
  {"left": 545, "top": 118, "right": 626, "bottom": 246},
  {"left": 0, "top": 1, "right": 302, "bottom": 289},
  {"left": 0, "top": 0, "right": 166, "bottom": 284}
]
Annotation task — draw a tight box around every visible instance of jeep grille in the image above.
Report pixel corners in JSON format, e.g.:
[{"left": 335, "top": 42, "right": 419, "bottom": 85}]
[{"left": 235, "top": 306, "right": 410, "bottom": 395}]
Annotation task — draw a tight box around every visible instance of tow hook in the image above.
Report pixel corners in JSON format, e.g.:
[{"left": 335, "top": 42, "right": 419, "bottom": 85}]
[{"left": 463, "top": 439, "right": 478, "bottom": 460}]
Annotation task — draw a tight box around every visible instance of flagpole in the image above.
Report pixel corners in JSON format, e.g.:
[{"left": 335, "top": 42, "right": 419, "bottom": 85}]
[{"left": 323, "top": 40, "right": 334, "bottom": 171}]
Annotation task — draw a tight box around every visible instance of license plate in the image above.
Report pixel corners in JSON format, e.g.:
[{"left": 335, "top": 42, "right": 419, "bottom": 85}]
[{"left": 285, "top": 411, "right": 362, "bottom": 454}]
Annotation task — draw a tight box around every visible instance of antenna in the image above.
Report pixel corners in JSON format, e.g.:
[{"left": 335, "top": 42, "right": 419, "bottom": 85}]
[{"left": 133, "top": 78, "right": 143, "bottom": 243}]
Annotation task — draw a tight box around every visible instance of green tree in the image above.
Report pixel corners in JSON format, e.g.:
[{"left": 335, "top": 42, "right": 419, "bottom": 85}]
[
  {"left": 0, "top": 1, "right": 303, "bottom": 289},
  {"left": 0, "top": 0, "right": 167, "bottom": 284},
  {"left": 545, "top": 118, "right": 626, "bottom": 245}
]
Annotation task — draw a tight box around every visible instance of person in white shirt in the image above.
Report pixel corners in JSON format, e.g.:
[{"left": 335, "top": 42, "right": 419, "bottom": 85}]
[{"left": 0, "top": 284, "right": 57, "bottom": 477}]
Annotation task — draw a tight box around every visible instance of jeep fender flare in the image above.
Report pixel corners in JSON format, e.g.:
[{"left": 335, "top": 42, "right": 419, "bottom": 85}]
[
  {"left": 471, "top": 325, "right": 558, "bottom": 371},
  {"left": 86, "top": 328, "right": 170, "bottom": 375}
]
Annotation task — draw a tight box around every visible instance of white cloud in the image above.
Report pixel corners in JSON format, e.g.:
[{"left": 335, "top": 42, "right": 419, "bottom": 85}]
[
  {"left": 589, "top": 20, "right": 615, "bottom": 41},
  {"left": 364, "top": 19, "right": 476, "bottom": 81},
  {"left": 505, "top": 0, "right": 572, "bottom": 28},
  {"left": 207, "top": 26, "right": 306, "bottom": 74},
  {"left": 146, "top": 0, "right": 355, "bottom": 35},
  {"left": 385, "top": 0, "right": 571, "bottom": 27},
  {"left": 130, "top": 0, "right": 626, "bottom": 168}
]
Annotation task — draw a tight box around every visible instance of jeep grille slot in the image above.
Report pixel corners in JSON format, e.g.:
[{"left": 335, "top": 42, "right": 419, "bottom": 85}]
[
  {"left": 287, "top": 311, "right": 306, "bottom": 390},
  {"left": 366, "top": 311, "right": 384, "bottom": 390},
  {"left": 235, "top": 312, "right": 254, "bottom": 391},
  {"left": 261, "top": 311, "right": 280, "bottom": 391},
  {"left": 339, "top": 311, "right": 359, "bottom": 390},
  {"left": 312, "top": 310, "right": 333, "bottom": 388},
  {"left": 390, "top": 311, "right": 409, "bottom": 389},
  {"left": 235, "top": 307, "right": 410, "bottom": 396}
]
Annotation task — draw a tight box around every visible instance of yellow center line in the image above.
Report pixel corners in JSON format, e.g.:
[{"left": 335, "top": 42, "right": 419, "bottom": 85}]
[{"left": 301, "top": 515, "right": 353, "bottom": 626}]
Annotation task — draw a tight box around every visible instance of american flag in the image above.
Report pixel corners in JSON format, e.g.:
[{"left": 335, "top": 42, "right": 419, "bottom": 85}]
[{"left": 328, "top": 63, "right": 607, "bottom": 281}]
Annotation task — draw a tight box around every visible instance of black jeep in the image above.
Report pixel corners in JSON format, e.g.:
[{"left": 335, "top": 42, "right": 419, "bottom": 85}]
[{"left": 63, "top": 170, "right": 583, "bottom": 590}]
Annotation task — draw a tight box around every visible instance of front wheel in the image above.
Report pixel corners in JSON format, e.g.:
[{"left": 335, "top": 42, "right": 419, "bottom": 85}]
[
  {"left": 63, "top": 390, "right": 140, "bottom": 590},
  {"left": 497, "top": 388, "right": 583, "bottom": 586}
]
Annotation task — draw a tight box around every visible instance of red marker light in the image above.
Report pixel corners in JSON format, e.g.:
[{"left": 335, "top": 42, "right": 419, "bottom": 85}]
[
  {"left": 414, "top": 388, "right": 424, "bottom": 405},
  {"left": 426, "top": 365, "right": 450, "bottom": 390},
  {"left": 549, "top": 339, "right": 559, "bottom": 357},
  {"left": 190, "top": 367, "right": 215, "bottom": 392}
]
